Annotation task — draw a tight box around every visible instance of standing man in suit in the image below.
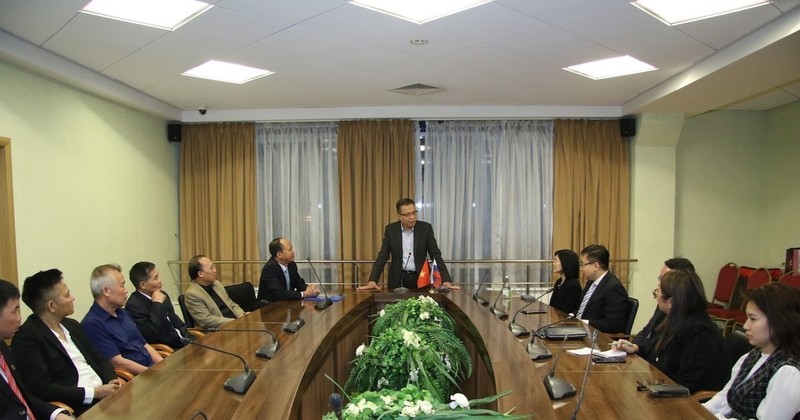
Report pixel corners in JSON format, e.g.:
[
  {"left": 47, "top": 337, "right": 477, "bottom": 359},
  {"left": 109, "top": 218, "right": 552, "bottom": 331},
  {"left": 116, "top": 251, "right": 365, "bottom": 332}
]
[
  {"left": 574, "top": 244, "right": 629, "bottom": 333},
  {"left": 257, "top": 238, "right": 319, "bottom": 302},
  {"left": 184, "top": 255, "right": 245, "bottom": 330},
  {"left": 125, "top": 262, "right": 188, "bottom": 349},
  {"left": 0, "top": 279, "right": 72, "bottom": 420},
  {"left": 82, "top": 264, "right": 163, "bottom": 375},
  {"left": 359, "top": 198, "right": 459, "bottom": 291},
  {"left": 12, "top": 269, "right": 121, "bottom": 416}
]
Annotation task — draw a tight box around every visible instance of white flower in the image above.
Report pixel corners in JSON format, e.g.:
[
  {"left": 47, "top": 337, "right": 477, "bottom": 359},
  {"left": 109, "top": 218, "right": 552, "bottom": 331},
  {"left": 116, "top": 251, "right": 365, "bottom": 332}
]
[
  {"left": 402, "top": 329, "right": 421, "bottom": 348},
  {"left": 346, "top": 403, "right": 361, "bottom": 415},
  {"left": 450, "top": 393, "right": 469, "bottom": 409},
  {"left": 409, "top": 368, "right": 419, "bottom": 382},
  {"left": 444, "top": 355, "right": 452, "bottom": 371},
  {"left": 419, "top": 400, "right": 434, "bottom": 414},
  {"left": 355, "top": 343, "right": 365, "bottom": 357},
  {"left": 379, "top": 309, "right": 386, "bottom": 317},
  {"left": 377, "top": 377, "right": 389, "bottom": 389},
  {"left": 401, "top": 403, "right": 420, "bottom": 417},
  {"left": 356, "top": 398, "right": 368, "bottom": 409},
  {"left": 364, "top": 401, "right": 378, "bottom": 411},
  {"left": 380, "top": 395, "right": 395, "bottom": 406},
  {"left": 419, "top": 311, "right": 430, "bottom": 320}
]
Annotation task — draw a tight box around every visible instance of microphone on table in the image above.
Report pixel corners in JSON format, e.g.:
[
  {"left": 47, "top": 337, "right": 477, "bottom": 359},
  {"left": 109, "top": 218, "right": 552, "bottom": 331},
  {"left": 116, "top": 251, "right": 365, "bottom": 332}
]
[
  {"left": 570, "top": 330, "right": 599, "bottom": 420},
  {"left": 206, "top": 326, "right": 280, "bottom": 359},
  {"left": 393, "top": 252, "right": 413, "bottom": 293},
  {"left": 180, "top": 337, "right": 256, "bottom": 394},
  {"left": 271, "top": 303, "right": 305, "bottom": 333},
  {"left": 307, "top": 257, "right": 333, "bottom": 310},
  {"left": 543, "top": 333, "right": 577, "bottom": 400},
  {"left": 472, "top": 270, "right": 490, "bottom": 306},
  {"left": 489, "top": 276, "right": 510, "bottom": 319},
  {"left": 509, "top": 287, "right": 554, "bottom": 336}
]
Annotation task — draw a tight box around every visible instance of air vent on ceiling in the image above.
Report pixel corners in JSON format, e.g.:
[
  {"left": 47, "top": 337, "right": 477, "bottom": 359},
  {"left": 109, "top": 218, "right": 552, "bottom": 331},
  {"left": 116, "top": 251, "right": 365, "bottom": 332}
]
[{"left": 391, "top": 83, "right": 445, "bottom": 96}]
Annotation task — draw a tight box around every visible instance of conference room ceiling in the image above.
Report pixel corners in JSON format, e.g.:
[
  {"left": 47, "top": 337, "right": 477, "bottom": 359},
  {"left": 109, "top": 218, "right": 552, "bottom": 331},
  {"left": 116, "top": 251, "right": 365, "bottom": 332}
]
[{"left": 1, "top": 0, "right": 800, "bottom": 120}]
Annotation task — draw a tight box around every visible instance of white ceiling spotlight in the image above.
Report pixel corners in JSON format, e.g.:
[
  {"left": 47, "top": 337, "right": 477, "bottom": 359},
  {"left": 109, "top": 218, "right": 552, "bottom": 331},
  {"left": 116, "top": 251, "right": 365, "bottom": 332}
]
[
  {"left": 564, "top": 55, "right": 657, "bottom": 80},
  {"left": 182, "top": 60, "right": 273, "bottom": 84},
  {"left": 349, "top": 0, "right": 493, "bottom": 24},
  {"left": 630, "top": 0, "right": 772, "bottom": 26},
  {"left": 81, "top": 0, "right": 212, "bottom": 31}
]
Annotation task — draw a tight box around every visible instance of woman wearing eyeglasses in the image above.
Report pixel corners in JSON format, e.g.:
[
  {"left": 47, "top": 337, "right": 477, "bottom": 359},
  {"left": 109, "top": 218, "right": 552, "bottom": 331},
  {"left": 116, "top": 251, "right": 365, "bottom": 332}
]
[
  {"left": 704, "top": 282, "right": 800, "bottom": 419},
  {"left": 646, "top": 269, "right": 730, "bottom": 393},
  {"left": 548, "top": 249, "right": 582, "bottom": 314}
]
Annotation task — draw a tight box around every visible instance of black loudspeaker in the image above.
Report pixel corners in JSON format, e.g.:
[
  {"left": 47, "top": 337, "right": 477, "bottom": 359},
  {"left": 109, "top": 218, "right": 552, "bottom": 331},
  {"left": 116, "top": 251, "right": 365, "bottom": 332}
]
[
  {"left": 167, "top": 123, "right": 182, "bottom": 142},
  {"left": 620, "top": 117, "right": 636, "bottom": 138}
]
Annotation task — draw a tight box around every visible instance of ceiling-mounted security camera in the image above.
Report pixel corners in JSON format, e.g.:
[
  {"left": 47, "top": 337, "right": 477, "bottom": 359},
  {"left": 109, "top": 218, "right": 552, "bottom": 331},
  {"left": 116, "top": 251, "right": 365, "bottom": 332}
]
[{"left": 198, "top": 106, "right": 208, "bottom": 115}]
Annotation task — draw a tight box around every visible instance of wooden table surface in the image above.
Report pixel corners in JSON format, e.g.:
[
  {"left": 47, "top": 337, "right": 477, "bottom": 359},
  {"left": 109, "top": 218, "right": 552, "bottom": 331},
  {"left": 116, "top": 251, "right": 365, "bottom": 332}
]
[{"left": 79, "top": 289, "right": 716, "bottom": 419}]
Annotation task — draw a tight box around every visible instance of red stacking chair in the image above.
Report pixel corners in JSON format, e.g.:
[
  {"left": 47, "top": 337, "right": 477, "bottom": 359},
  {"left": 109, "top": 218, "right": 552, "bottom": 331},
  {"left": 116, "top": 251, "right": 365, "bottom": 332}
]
[
  {"left": 707, "top": 263, "right": 740, "bottom": 310},
  {"left": 778, "top": 271, "right": 800, "bottom": 289},
  {"left": 709, "top": 268, "right": 771, "bottom": 323}
]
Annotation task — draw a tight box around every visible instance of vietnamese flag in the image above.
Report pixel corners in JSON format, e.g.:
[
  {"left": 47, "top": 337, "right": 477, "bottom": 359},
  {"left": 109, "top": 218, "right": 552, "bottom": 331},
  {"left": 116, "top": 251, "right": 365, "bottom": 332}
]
[{"left": 417, "top": 259, "right": 431, "bottom": 288}]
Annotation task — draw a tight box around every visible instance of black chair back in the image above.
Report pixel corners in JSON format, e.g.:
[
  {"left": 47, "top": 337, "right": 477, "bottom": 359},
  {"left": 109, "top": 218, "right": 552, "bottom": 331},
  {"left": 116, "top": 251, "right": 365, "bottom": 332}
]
[
  {"left": 225, "top": 282, "right": 259, "bottom": 312},
  {"left": 726, "top": 327, "right": 754, "bottom": 363},
  {"left": 624, "top": 297, "right": 639, "bottom": 336},
  {"left": 178, "top": 295, "right": 195, "bottom": 329}
]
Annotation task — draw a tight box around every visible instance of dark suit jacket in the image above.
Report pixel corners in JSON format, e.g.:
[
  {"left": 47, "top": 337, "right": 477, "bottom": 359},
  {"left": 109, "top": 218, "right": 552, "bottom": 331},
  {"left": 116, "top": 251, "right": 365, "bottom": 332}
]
[
  {"left": 257, "top": 258, "right": 309, "bottom": 302},
  {"left": 11, "top": 315, "right": 117, "bottom": 416},
  {"left": 549, "top": 277, "right": 582, "bottom": 314},
  {"left": 1, "top": 341, "right": 61, "bottom": 420},
  {"left": 632, "top": 308, "right": 665, "bottom": 360},
  {"left": 647, "top": 311, "right": 731, "bottom": 393},
  {"left": 367, "top": 220, "right": 452, "bottom": 289},
  {"left": 125, "top": 291, "right": 188, "bottom": 348},
  {"left": 578, "top": 271, "right": 629, "bottom": 333}
]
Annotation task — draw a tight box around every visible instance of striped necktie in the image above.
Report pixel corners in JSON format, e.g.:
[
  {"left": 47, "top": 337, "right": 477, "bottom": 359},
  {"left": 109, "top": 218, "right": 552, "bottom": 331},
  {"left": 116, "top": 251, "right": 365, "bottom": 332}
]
[
  {"left": 1, "top": 352, "right": 36, "bottom": 420},
  {"left": 576, "top": 280, "right": 597, "bottom": 319}
]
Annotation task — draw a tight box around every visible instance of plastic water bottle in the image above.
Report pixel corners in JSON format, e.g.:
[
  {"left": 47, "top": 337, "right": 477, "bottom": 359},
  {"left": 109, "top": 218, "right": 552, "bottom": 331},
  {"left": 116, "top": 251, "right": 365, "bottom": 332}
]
[{"left": 503, "top": 276, "right": 512, "bottom": 299}]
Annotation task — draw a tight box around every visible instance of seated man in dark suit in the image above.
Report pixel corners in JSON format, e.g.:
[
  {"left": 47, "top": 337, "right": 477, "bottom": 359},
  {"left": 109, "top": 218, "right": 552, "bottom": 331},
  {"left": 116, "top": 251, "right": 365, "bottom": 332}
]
[
  {"left": 0, "top": 279, "right": 72, "bottom": 420},
  {"left": 125, "top": 261, "right": 188, "bottom": 348},
  {"left": 12, "top": 269, "right": 121, "bottom": 416},
  {"left": 257, "top": 237, "right": 319, "bottom": 302},
  {"left": 82, "top": 264, "right": 163, "bottom": 375},
  {"left": 574, "top": 244, "right": 629, "bottom": 333}
]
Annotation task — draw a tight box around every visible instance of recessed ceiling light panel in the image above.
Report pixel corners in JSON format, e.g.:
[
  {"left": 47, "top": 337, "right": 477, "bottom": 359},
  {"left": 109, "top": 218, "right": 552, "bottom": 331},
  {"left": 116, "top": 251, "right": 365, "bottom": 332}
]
[
  {"left": 182, "top": 60, "right": 274, "bottom": 84},
  {"left": 81, "top": 0, "right": 212, "bottom": 31},
  {"left": 564, "top": 56, "right": 657, "bottom": 80},
  {"left": 630, "top": 0, "right": 771, "bottom": 25},
  {"left": 349, "top": 0, "right": 493, "bottom": 24}
]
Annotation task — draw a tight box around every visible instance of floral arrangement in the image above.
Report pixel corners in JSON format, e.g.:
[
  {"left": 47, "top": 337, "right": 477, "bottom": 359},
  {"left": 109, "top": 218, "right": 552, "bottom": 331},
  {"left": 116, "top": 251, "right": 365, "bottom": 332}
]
[
  {"left": 345, "top": 296, "right": 471, "bottom": 402},
  {"left": 322, "top": 384, "right": 528, "bottom": 419}
]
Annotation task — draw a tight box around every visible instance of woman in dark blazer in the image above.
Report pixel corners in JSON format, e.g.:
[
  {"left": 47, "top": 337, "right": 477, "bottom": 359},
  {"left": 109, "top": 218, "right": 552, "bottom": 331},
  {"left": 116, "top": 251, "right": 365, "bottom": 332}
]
[
  {"left": 548, "top": 249, "right": 582, "bottom": 314},
  {"left": 648, "top": 270, "right": 730, "bottom": 393}
]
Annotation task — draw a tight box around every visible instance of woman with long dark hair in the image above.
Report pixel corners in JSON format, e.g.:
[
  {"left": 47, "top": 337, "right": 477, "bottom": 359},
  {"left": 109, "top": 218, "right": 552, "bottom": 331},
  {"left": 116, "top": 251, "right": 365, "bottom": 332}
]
[
  {"left": 548, "top": 249, "right": 582, "bottom": 314},
  {"left": 704, "top": 282, "right": 800, "bottom": 419},
  {"left": 648, "top": 269, "right": 730, "bottom": 393}
]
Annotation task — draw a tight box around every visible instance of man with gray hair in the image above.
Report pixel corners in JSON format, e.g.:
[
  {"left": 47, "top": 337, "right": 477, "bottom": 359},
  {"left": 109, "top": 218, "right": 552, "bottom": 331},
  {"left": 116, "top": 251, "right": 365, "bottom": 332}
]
[{"left": 81, "top": 264, "right": 163, "bottom": 375}]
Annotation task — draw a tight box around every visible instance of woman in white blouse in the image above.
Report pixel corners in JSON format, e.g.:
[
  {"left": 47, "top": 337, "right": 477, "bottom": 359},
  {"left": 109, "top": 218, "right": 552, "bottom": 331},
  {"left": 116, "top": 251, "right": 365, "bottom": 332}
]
[{"left": 703, "top": 282, "right": 800, "bottom": 419}]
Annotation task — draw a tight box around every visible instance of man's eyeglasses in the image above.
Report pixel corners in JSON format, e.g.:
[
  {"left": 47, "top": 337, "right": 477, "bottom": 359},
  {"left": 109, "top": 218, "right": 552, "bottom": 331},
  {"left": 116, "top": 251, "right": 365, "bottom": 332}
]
[
  {"left": 652, "top": 288, "right": 670, "bottom": 299},
  {"left": 399, "top": 211, "right": 418, "bottom": 217},
  {"left": 579, "top": 261, "right": 596, "bottom": 267}
]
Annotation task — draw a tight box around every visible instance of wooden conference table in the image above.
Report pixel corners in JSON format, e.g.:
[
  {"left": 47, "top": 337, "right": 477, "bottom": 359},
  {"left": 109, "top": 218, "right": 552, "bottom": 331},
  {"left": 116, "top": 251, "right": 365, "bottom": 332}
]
[{"left": 80, "top": 290, "right": 715, "bottom": 419}]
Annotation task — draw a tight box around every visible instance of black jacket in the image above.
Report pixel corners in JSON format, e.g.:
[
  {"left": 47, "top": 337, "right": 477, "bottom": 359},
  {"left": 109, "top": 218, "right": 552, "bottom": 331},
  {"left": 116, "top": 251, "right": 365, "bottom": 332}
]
[
  {"left": 125, "top": 291, "right": 188, "bottom": 349},
  {"left": 257, "top": 258, "right": 309, "bottom": 302},
  {"left": 1, "top": 340, "right": 62, "bottom": 419},
  {"left": 577, "top": 272, "right": 629, "bottom": 333},
  {"left": 367, "top": 220, "right": 452, "bottom": 289},
  {"left": 550, "top": 277, "right": 582, "bottom": 314}
]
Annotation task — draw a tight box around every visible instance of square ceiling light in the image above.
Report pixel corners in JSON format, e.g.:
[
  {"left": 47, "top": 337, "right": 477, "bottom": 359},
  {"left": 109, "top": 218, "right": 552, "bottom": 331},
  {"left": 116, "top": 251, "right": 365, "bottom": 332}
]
[
  {"left": 630, "top": 0, "right": 772, "bottom": 25},
  {"left": 182, "top": 60, "right": 274, "bottom": 84},
  {"left": 349, "top": 0, "right": 493, "bottom": 24},
  {"left": 81, "top": 0, "right": 212, "bottom": 31},
  {"left": 564, "top": 56, "right": 657, "bottom": 80}
]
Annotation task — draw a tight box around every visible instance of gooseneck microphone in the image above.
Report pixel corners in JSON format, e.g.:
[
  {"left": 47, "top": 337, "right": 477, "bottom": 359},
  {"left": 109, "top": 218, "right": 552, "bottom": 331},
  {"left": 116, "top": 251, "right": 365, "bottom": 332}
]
[
  {"left": 509, "top": 287, "right": 554, "bottom": 336},
  {"left": 393, "top": 252, "right": 413, "bottom": 293},
  {"left": 543, "top": 333, "right": 577, "bottom": 400},
  {"left": 307, "top": 257, "right": 333, "bottom": 310},
  {"left": 207, "top": 326, "right": 280, "bottom": 359},
  {"left": 180, "top": 337, "right": 256, "bottom": 394},
  {"left": 570, "top": 330, "right": 598, "bottom": 419},
  {"left": 271, "top": 303, "right": 305, "bottom": 333},
  {"left": 489, "top": 276, "right": 510, "bottom": 319},
  {"left": 472, "top": 271, "right": 490, "bottom": 306}
]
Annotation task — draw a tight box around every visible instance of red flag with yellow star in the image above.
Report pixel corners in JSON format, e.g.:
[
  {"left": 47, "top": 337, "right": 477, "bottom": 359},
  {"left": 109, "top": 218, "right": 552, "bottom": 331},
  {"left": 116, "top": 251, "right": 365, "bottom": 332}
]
[{"left": 417, "top": 259, "right": 431, "bottom": 288}]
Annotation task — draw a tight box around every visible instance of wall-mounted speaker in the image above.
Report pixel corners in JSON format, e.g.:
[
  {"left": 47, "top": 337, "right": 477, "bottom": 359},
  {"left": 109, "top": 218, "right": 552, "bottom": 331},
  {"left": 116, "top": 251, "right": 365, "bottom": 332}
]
[
  {"left": 167, "top": 123, "right": 182, "bottom": 142},
  {"left": 620, "top": 117, "right": 636, "bottom": 138}
]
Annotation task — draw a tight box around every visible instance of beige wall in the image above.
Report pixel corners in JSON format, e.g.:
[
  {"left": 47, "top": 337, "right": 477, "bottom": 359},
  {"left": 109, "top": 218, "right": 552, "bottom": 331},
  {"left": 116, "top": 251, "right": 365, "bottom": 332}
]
[{"left": 0, "top": 59, "right": 179, "bottom": 320}]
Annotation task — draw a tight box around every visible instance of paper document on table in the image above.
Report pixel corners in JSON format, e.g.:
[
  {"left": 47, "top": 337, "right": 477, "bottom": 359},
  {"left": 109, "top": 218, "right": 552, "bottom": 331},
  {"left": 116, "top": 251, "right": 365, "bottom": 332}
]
[{"left": 566, "top": 348, "right": 626, "bottom": 358}]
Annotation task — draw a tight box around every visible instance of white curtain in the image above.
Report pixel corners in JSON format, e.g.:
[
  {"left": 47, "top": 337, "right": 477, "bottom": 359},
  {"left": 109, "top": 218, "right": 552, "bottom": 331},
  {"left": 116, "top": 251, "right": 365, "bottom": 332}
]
[
  {"left": 420, "top": 120, "right": 553, "bottom": 290},
  {"left": 256, "top": 122, "right": 340, "bottom": 284}
]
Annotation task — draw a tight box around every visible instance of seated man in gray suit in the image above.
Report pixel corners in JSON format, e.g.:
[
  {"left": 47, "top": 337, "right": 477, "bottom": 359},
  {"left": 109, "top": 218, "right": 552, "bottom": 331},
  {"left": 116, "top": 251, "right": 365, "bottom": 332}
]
[{"left": 184, "top": 255, "right": 245, "bottom": 330}]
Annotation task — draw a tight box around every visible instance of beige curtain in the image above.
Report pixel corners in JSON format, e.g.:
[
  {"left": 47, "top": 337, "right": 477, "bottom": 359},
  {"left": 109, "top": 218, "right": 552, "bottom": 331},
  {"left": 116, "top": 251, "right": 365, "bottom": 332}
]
[
  {"left": 179, "top": 123, "right": 260, "bottom": 289},
  {"left": 553, "top": 119, "right": 631, "bottom": 286},
  {"left": 338, "top": 120, "right": 416, "bottom": 287}
]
